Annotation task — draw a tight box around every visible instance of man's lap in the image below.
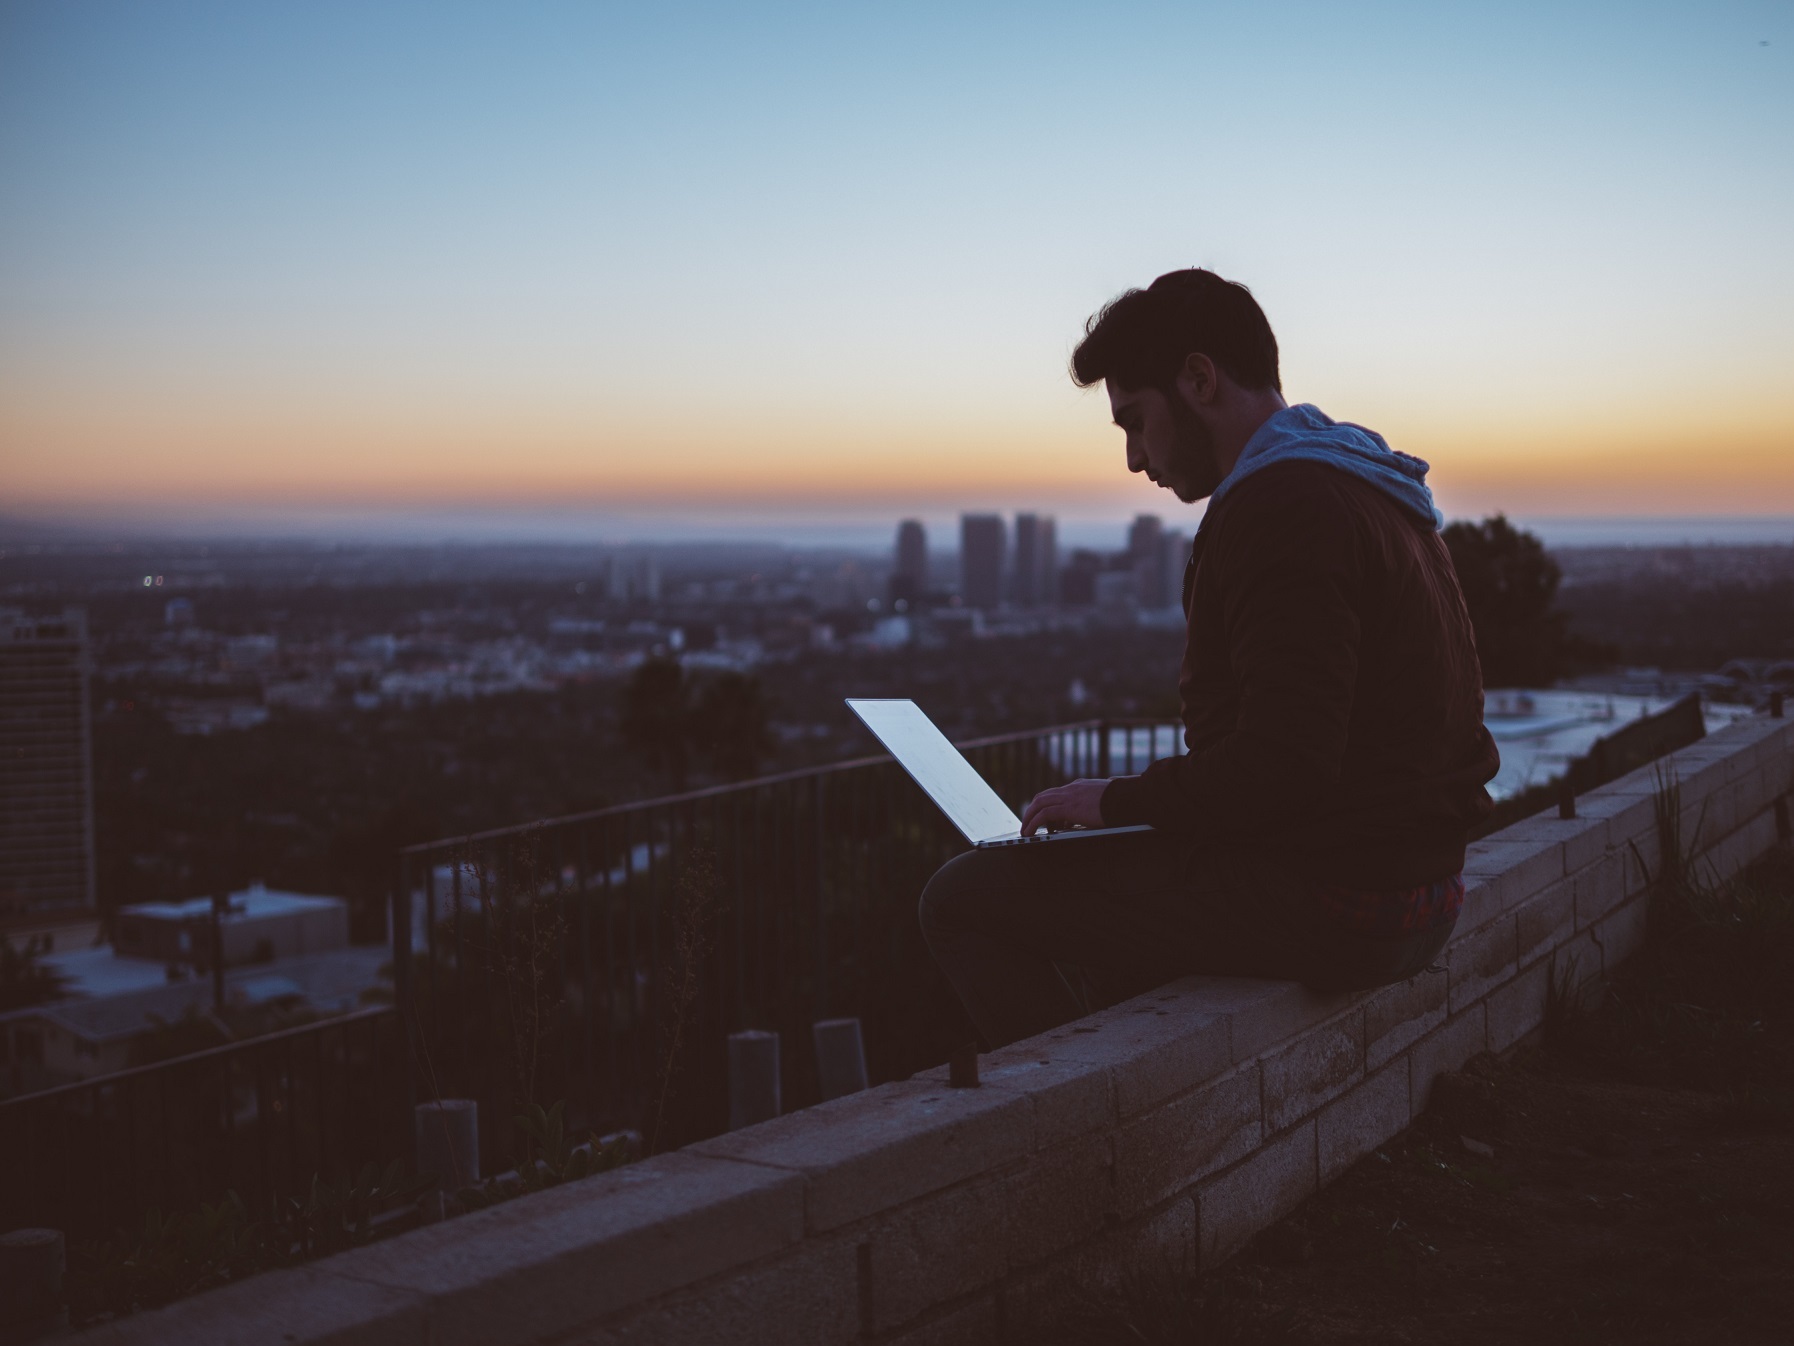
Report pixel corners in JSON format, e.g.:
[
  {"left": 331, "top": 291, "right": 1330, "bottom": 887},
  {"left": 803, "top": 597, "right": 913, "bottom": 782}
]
[{"left": 919, "top": 828, "right": 1451, "bottom": 991}]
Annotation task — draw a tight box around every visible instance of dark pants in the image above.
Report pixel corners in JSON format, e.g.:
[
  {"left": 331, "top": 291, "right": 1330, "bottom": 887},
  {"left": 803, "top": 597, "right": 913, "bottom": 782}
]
[{"left": 918, "top": 829, "right": 1455, "bottom": 1050}]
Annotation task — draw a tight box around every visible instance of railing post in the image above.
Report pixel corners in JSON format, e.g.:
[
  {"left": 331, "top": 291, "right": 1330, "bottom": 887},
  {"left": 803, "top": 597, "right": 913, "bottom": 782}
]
[
  {"left": 1097, "top": 719, "right": 1112, "bottom": 778},
  {"left": 392, "top": 855, "right": 417, "bottom": 1118}
]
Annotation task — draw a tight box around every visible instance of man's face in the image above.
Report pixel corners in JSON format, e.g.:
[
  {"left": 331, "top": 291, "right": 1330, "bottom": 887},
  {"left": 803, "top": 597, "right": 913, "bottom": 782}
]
[{"left": 1105, "top": 381, "right": 1224, "bottom": 504}]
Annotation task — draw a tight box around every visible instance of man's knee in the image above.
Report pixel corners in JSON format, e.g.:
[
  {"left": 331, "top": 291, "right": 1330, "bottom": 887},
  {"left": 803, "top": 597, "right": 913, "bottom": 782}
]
[{"left": 918, "top": 848, "right": 993, "bottom": 938}]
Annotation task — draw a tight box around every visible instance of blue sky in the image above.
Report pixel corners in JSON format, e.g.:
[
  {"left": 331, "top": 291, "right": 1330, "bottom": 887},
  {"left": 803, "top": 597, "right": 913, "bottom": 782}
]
[{"left": 2, "top": 0, "right": 1789, "bottom": 540}]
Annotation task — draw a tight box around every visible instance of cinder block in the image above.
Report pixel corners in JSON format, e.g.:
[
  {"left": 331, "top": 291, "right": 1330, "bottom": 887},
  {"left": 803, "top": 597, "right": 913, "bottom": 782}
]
[
  {"left": 1592, "top": 894, "right": 1652, "bottom": 972},
  {"left": 1573, "top": 787, "right": 1657, "bottom": 848},
  {"left": 1514, "top": 878, "right": 1575, "bottom": 969},
  {"left": 1004, "top": 1133, "right": 1118, "bottom": 1269},
  {"left": 1695, "top": 777, "right": 1758, "bottom": 844},
  {"left": 1493, "top": 814, "right": 1609, "bottom": 875},
  {"left": 296, "top": 1151, "right": 804, "bottom": 1346},
  {"left": 1112, "top": 1066, "right": 1261, "bottom": 1214},
  {"left": 66, "top": 1266, "right": 427, "bottom": 1346},
  {"left": 1004, "top": 1196, "right": 1197, "bottom": 1326},
  {"left": 921, "top": 1045, "right": 1115, "bottom": 1148},
  {"left": 1444, "top": 915, "right": 1516, "bottom": 1014},
  {"left": 1195, "top": 1120, "right": 1317, "bottom": 1270},
  {"left": 1554, "top": 928, "right": 1603, "bottom": 989},
  {"left": 1571, "top": 852, "right": 1628, "bottom": 930},
  {"left": 1622, "top": 823, "right": 1663, "bottom": 895},
  {"left": 1462, "top": 835, "right": 1564, "bottom": 906},
  {"left": 1455, "top": 874, "right": 1507, "bottom": 933},
  {"left": 585, "top": 1238, "right": 860, "bottom": 1346},
  {"left": 862, "top": 1175, "right": 1008, "bottom": 1334},
  {"left": 1663, "top": 747, "right": 1735, "bottom": 809},
  {"left": 1409, "top": 1006, "right": 1488, "bottom": 1113},
  {"left": 1173, "top": 977, "right": 1357, "bottom": 1062},
  {"left": 1316, "top": 1060, "right": 1411, "bottom": 1183},
  {"left": 1698, "top": 809, "right": 1782, "bottom": 886},
  {"left": 690, "top": 1080, "right": 1030, "bottom": 1234},
  {"left": 1261, "top": 1009, "right": 1365, "bottom": 1132},
  {"left": 1023, "top": 981, "right": 1230, "bottom": 1116},
  {"left": 1363, "top": 969, "right": 1448, "bottom": 1071},
  {"left": 1486, "top": 960, "right": 1551, "bottom": 1052}
]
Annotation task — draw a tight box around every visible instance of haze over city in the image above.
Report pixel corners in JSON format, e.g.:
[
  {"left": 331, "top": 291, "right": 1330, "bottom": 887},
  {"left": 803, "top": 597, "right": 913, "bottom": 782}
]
[{"left": 3, "top": 0, "right": 1791, "bottom": 544}]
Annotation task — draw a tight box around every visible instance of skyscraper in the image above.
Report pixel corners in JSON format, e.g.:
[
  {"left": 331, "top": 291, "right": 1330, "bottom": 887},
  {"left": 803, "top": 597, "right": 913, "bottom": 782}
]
[
  {"left": 890, "top": 519, "right": 928, "bottom": 605},
  {"left": 959, "top": 514, "right": 1006, "bottom": 611},
  {"left": 0, "top": 608, "right": 95, "bottom": 917},
  {"left": 1128, "top": 514, "right": 1170, "bottom": 608},
  {"left": 1012, "top": 514, "right": 1058, "bottom": 606}
]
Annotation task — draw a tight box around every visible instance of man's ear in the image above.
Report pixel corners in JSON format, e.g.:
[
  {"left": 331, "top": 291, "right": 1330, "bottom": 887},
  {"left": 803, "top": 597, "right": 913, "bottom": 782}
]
[{"left": 1175, "top": 352, "right": 1219, "bottom": 407}]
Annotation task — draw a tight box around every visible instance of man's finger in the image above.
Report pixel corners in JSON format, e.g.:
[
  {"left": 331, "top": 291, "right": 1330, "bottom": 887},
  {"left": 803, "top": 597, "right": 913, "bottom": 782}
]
[{"left": 1021, "top": 790, "right": 1061, "bottom": 834}]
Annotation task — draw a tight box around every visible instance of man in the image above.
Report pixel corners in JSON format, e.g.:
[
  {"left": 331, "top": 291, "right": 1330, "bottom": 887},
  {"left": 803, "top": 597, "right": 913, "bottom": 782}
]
[{"left": 919, "top": 269, "right": 1501, "bottom": 1050}]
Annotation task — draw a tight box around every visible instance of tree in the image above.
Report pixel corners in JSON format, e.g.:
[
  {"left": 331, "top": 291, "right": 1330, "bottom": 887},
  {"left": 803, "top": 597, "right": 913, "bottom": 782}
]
[
  {"left": 690, "top": 673, "right": 772, "bottom": 781},
  {"left": 0, "top": 936, "right": 67, "bottom": 1012},
  {"left": 1443, "top": 514, "right": 1583, "bottom": 687},
  {"left": 620, "top": 658, "right": 690, "bottom": 787}
]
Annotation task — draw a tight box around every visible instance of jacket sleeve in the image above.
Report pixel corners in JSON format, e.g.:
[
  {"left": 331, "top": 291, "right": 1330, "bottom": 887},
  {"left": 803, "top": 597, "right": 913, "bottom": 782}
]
[{"left": 1100, "top": 473, "right": 1363, "bottom": 839}]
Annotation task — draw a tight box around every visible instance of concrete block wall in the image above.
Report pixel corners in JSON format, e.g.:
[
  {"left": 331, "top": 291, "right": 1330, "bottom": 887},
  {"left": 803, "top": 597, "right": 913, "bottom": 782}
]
[{"left": 76, "top": 715, "right": 1794, "bottom": 1346}]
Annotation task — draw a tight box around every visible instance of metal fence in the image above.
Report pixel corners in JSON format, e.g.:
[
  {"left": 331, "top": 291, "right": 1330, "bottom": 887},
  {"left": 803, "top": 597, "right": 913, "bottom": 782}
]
[
  {"left": 394, "top": 718, "right": 1183, "bottom": 1165},
  {"left": 0, "top": 1007, "right": 406, "bottom": 1240},
  {"left": 1, "top": 717, "right": 1181, "bottom": 1236}
]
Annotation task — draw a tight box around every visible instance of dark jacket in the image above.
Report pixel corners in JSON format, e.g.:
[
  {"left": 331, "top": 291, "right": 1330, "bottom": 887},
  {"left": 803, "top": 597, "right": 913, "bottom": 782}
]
[{"left": 1099, "top": 461, "right": 1501, "bottom": 889}]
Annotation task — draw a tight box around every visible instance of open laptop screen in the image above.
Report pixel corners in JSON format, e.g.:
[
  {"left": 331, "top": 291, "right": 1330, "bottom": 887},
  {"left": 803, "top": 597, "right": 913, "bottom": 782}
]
[{"left": 846, "top": 699, "right": 1022, "bottom": 846}]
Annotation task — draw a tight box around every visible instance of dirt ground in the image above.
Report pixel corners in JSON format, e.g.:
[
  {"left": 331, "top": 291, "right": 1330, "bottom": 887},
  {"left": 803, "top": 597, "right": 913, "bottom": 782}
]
[
  {"left": 1047, "top": 846, "right": 1794, "bottom": 1346},
  {"left": 1210, "top": 1050, "right": 1794, "bottom": 1345}
]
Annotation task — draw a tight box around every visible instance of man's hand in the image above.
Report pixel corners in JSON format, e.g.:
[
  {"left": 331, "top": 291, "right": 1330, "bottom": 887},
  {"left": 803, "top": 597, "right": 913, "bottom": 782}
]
[{"left": 1020, "top": 778, "right": 1111, "bottom": 836}]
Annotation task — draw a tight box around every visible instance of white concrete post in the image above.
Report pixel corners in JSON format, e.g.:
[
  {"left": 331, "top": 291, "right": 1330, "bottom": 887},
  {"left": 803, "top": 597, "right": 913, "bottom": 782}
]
[
  {"left": 415, "top": 1098, "right": 480, "bottom": 1207},
  {"left": 728, "top": 1030, "right": 781, "bottom": 1130},
  {"left": 812, "top": 1017, "right": 869, "bottom": 1102}
]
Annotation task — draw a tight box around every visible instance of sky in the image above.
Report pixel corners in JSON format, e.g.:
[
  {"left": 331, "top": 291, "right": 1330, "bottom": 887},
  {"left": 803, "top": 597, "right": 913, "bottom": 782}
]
[{"left": 2, "top": 0, "right": 1791, "bottom": 543}]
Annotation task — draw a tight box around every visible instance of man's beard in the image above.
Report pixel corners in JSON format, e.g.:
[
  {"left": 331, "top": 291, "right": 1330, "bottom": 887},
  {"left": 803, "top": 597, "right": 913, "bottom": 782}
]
[{"left": 1161, "top": 393, "right": 1225, "bottom": 503}]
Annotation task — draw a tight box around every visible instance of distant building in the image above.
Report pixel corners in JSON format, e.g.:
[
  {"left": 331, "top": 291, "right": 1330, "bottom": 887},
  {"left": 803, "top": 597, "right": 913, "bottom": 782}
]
[
  {"left": 113, "top": 885, "right": 349, "bottom": 969},
  {"left": 960, "top": 515, "right": 1007, "bottom": 610},
  {"left": 0, "top": 609, "right": 95, "bottom": 918},
  {"left": 891, "top": 519, "right": 928, "bottom": 605},
  {"left": 1057, "top": 549, "right": 1104, "bottom": 607},
  {"left": 1163, "top": 531, "right": 1194, "bottom": 611},
  {"left": 1013, "top": 514, "right": 1057, "bottom": 606},
  {"left": 1128, "top": 515, "right": 1169, "bottom": 608}
]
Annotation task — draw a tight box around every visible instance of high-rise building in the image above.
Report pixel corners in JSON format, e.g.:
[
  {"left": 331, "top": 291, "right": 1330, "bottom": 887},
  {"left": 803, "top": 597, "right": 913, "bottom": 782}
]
[
  {"left": 1012, "top": 514, "right": 1058, "bottom": 606},
  {"left": 0, "top": 608, "right": 95, "bottom": 917},
  {"left": 1163, "top": 530, "right": 1194, "bottom": 610},
  {"left": 1128, "top": 514, "right": 1170, "bottom": 608},
  {"left": 890, "top": 519, "right": 928, "bottom": 605},
  {"left": 959, "top": 514, "right": 1006, "bottom": 610},
  {"left": 1057, "top": 549, "right": 1104, "bottom": 607}
]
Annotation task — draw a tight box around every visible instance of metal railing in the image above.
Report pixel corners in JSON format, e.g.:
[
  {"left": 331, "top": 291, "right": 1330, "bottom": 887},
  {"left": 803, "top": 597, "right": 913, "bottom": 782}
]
[
  {"left": 0, "top": 1007, "right": 406, "bottom": 1240},
  {"left": 393, "top": 718, "right": 1183, "bottom": 1164},
  {"left": 1, "top": 717, "right": 1181, "bottom": 1236}
]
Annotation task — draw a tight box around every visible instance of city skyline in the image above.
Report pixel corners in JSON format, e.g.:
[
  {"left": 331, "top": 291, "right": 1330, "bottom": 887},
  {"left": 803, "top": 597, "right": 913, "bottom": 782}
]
[{"left": 3, "top": 2, "right": 1791, "bottom": 529}]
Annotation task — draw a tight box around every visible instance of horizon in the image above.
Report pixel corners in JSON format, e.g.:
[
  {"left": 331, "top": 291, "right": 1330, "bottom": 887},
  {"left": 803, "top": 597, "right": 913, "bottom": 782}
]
[
  {"left": 3, "top": 2, "right": 1790, "bottom": 524},
  {"left": 4, "top": 507, "right": 1792, "bottom": 556}
]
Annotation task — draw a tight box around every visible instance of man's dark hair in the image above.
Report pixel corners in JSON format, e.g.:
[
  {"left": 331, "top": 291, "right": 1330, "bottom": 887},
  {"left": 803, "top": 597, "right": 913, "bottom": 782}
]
[{"left": 1069, "top": 268, "right": 1281, "bottom": 394}]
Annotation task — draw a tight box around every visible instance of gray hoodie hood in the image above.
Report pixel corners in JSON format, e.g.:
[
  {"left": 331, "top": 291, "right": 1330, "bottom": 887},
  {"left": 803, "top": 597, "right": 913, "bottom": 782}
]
[{"left": 1203, "top": 403, "right": 1442, "bottom": 531}]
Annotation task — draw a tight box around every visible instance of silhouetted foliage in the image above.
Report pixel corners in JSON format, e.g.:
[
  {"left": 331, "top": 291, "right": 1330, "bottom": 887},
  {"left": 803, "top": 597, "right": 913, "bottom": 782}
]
[
  {"left": 690, "top": 672, "right": 771, "bottom": 780},
  {"left": 1444, "top": 514, "right": 1609, "bottom": 686},
  {"left": 620, "top": 657, "right": 690, "bottom": 787},
  {"left": 0, "top": 935, "right": 68, "bottom": 1012}
]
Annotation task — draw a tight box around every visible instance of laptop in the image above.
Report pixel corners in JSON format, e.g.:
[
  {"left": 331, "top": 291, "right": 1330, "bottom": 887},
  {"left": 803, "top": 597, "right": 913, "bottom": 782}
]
[{"left": 846, "top": 698, "right": 1152, "bottom": 848}]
